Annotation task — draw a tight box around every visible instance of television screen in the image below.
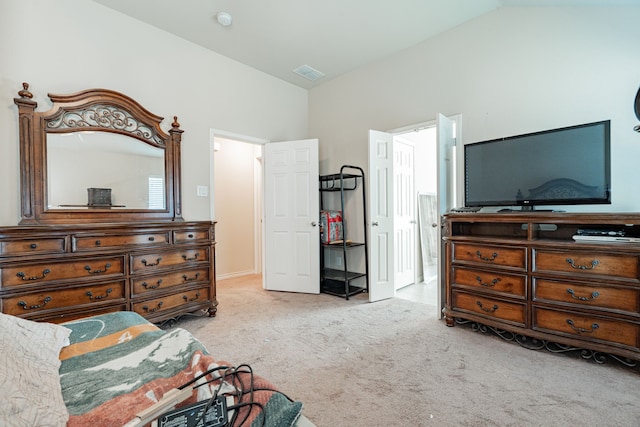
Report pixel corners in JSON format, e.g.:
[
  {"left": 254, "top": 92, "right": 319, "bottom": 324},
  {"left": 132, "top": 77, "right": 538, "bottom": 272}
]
[{"left": 464, "top": 120, "right": 610, "bottom": 209}]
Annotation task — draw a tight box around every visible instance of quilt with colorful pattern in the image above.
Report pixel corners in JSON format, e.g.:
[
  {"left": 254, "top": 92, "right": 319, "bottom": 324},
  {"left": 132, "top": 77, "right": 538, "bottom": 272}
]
[{"left": 59, "top": 312, "right": 302, "bottom": 427}]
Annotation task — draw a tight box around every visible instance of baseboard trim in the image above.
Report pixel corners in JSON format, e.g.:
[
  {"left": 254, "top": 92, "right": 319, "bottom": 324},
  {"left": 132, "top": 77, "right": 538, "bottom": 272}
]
[{"left": 217, "top": 270, "right": 259, "bottom": 281}]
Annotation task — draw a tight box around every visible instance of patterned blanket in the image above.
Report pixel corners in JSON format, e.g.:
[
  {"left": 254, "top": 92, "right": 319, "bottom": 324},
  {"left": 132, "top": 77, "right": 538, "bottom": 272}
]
[{"left": 59, "top": 312, "right": 302, "bottom": 427}]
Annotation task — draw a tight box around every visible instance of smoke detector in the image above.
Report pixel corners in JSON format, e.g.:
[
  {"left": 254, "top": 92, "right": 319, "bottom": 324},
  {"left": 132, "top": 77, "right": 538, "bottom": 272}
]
[{"left": 216, "top": 11, "right": 232, "bottom": 27}]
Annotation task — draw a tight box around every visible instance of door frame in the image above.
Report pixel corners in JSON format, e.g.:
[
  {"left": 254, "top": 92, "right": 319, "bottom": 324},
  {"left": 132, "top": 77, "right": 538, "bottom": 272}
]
[
  {"left": 375, "top": 114, "right": 462, "bottom": 312},
  {"left": 210, "top": 129, "right": 269, "bottom": 280},
  {"left": 387, "top": 115, "right": 463, "bottom": 207},
  {"left": 387, "top": 121, "right": 436, "bottom": 295}
]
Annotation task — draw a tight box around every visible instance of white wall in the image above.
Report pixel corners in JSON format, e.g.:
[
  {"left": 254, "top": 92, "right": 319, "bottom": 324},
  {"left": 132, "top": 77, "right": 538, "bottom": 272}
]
[
  {"left": 309, "top": 6, "right": 640, "bottom": 212},
  {"left": 0, "top": 0, "right": 308, "bottom": 226}
]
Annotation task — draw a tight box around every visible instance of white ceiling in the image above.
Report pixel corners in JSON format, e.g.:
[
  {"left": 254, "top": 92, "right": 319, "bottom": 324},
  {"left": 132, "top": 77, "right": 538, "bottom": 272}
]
[{"left": 94, "top": 0, "right": 640, "bottom": 89}]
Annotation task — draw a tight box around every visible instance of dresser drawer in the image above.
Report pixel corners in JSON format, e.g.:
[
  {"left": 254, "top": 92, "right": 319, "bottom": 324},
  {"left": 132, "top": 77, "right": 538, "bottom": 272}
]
[
  {"left": 174, "top": 229, "right": 210, "bottom": 243},
  {"left": 73, "top": 231, "right": 170, "bottom": 251},
  {"left": 131, "top": 248, "right": 209, "bottom": 273},
  {"left": 1, "top": 237, "right": 67, "bottom": 256},
  {"left": 452, "top": 267, "right": 526, "bottom": 298},
  {"left": 452, "top": 243, "right": 526, "bottom": 269},
  {"left": 132, "top": 268, "right": 209, "bottom": 295},
  {"left": 132, "top": 287, "right": 210, "bottom": 317},
  {"left": 452, "top": 291, "right": 526, "bottom": 326},
  {"left": 533, "top": 307, "right": 640, "bottom": 349},
  {"left": 533, "top": 249, "right": 640, "bottom": 281},
  {"left": 2, "top": 280, "right": 126, "bottom": 316},
  {"left": 42, "top": 305, "right": 127, "bottom": 324},
  {"left": 533, "top": 278, "right": 640, "bottom": 315},
  {"left": 1, "top": 256, "right": 125, "bottom": 288}
]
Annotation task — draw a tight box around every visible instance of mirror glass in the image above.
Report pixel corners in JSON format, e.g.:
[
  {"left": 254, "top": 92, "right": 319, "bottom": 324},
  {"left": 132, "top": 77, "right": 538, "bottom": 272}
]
[{"left": 46, "top": 132, "right": 165, "bottom": 210}]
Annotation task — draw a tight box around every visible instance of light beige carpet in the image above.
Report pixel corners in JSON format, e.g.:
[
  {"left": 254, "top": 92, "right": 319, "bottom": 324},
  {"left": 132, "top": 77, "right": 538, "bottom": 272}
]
[{"left": 177, "top": 275, "right": 640, "bottom": 426}]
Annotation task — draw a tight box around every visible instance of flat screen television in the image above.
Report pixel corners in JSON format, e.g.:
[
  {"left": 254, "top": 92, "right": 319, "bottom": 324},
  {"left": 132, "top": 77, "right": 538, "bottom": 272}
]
[{"left": 464, "top": 120, "right": 611, "bottom": 210}]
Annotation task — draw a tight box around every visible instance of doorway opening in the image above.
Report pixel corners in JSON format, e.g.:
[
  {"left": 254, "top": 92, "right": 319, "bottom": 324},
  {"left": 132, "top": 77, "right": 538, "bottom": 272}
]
[
  {"left": 211, "top": 133, "right": 320, "bottom": 294},
  {"left": 211, "top": 131, "right": 266, "bottom": 281},
  {"left": 388, "top": 118, "right": 458, "bottom": 308},
  {"left": 392, "top": 126, "right": 438, "bottom": 306}
]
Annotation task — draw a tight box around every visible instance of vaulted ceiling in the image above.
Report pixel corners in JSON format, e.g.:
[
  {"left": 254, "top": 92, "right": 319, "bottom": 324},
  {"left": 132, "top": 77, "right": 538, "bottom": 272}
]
[{"left": 94, "top": 0, "right": 639, "bottom": 89}]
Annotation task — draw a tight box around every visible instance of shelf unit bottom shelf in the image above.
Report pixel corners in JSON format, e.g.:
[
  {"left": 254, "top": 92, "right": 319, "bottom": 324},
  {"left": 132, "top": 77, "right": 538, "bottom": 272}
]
[{"left": 321, "top": 278, "right": 367, "bottom": 298}]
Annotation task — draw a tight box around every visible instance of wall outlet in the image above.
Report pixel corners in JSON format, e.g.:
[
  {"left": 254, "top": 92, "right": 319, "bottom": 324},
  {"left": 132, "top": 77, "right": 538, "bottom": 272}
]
[{"left": 335, "top": 255, "right": 343, "bottom": 266}]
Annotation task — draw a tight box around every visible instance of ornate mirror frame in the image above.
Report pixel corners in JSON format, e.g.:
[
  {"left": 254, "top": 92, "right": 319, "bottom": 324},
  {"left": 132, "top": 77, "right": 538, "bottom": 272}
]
[{"left": 14, "top": 83, "right": 183, "bottom": 225}]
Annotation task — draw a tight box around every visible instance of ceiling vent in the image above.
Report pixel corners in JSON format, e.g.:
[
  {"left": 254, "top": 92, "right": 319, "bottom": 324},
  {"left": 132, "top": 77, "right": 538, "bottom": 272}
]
[{"left": 293, "top": 65, "right": 325, "bottom": 81}]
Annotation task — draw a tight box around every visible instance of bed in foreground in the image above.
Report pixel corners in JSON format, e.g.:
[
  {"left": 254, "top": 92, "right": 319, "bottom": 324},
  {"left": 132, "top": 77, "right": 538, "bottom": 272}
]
[{"left": 0, "top": 311, "right": 313, "bottom": 427}]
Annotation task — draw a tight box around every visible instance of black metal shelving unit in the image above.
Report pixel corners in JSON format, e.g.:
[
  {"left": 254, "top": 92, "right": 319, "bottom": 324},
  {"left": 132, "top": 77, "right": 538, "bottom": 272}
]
[{"left": 319, "top": 165, "right": 368, "bottom": 299}]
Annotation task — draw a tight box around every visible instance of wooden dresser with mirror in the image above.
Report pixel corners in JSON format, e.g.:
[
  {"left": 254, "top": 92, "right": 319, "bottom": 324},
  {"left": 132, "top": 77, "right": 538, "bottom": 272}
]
[{"left": 1, "top": 83, "right": 216, "bottom": 324}]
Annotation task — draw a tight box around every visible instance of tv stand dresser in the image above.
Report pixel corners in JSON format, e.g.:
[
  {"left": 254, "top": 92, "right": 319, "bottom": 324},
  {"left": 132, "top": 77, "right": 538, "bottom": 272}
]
[{"left": 443, "top": 212, "right": 640, "bottom": 365}]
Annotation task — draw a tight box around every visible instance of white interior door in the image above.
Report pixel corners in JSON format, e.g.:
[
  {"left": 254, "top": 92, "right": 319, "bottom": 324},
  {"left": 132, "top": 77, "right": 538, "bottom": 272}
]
[
  {"left": 368, "top": 130, "right": 395, "bottom": 302},
  {"left": 263, "top": 139, "right": 319, "bottom": 293},
  {"left": 436, "top": 114, "right": 456, "bottom": 313},
  {"left": 394, "top": 140, "right": 415, "bottom": 289}
]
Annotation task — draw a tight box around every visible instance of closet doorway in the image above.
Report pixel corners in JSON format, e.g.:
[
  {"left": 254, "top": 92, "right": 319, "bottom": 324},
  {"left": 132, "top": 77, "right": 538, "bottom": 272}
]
[
  {"left": 388, "top": 114, "right": 459, "bottom": 310},
  {"left": 211, "top": 131, "right": 265, "bottom": 281},
  {"left": 392, "top": 126, "right": 438, "bottom": 306}
]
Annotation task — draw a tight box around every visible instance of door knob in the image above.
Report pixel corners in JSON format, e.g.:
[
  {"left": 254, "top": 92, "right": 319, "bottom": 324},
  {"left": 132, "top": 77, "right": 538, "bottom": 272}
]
[
  {"left": 311, "top": 221, "right": 317, "bottom": 226},
  {"left": 431, "top": 223, "right": 438, "bottom": 228},
  {"left": 372, "top": 222, "right": 379, "bottom": 226}
]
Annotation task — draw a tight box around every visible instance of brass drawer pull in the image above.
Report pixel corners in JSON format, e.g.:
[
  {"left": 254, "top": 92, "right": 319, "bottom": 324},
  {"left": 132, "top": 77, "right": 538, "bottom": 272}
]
[
  {"left": 183, "top": 292, "right": 201, "bottom": 302},
  {"left": 182, "top": 253, "right": 199, "bottom": 261},
  {"left": 148, "top": 236, "right": 155, "bottom": 241},
  {"left": 142, "top": 301, "right": 164, "bottom": 313},
  {"left": 566, "top": 258, "right": 599, "bottom": 270},
  {"left": 476, "top": 276, "right": 501, "bottom": 287},
  {"left": 142, "top": 279, "right": 163, "bottom": 289},
  {"left": 566, "top": 319, "right": 599, "bottom": 334},
  {"left": 30, "top": 243, "right": 37, "bottom": 249},
  {"left": 567, "top": 288, "right": 600, "bottom": 301},
  {"left": 476, "top": 250, "right": 498, "bottom": 262},
  {"left": 17, "top": 268, "right": 51, "bottom": 281},
  {"left": 141, "top": 257, "right": 162, "bottom": 267},
  {"left": 476, "top": 300, "right": 498, "bottom": 313},
  {"left": 84, "top": 263, "right": 112, "bottom": 274},
  {"left": 18, "top": 296, "right": 52, "bottom": 310},
  {"left": 86, "top": 288, "right": 113, "bottom": 300},
  {"left": 182, "top": 272, "right": 201, "bottom": 282}
]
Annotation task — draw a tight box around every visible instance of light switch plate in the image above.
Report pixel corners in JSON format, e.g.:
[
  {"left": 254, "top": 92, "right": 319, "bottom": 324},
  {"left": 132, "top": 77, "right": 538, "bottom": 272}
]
[{"left": 196, "top": 185, "right": 208, "bottom": 197}]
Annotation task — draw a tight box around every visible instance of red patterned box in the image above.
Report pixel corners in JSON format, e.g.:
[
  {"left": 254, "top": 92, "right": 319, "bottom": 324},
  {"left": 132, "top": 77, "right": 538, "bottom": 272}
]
[{"left": 320, "top": 210, "right": 343, "bottom": 244}]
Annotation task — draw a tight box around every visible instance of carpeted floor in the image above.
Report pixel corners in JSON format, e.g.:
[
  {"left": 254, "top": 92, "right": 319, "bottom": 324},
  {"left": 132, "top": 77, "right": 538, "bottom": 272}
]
[{"left": 177, "top": 275, "right": 640, "bottom": 426}]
